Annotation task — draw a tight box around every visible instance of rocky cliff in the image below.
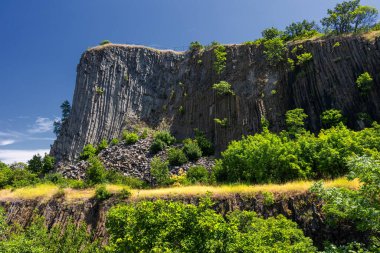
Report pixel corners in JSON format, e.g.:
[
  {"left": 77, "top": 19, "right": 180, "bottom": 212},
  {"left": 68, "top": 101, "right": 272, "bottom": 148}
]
[
  {"left": 0, "top": 193, "right": 366, "bottom": 248},
  {"left": 51, "top": 34, "right": 380, "bottom": 162}
]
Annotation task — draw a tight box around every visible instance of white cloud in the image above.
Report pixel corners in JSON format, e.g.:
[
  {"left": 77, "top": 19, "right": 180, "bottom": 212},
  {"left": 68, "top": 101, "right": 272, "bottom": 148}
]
[
  {"left": 0, "top": 139, "right": 15, "bottom": 146},
  {"left": 28, "top": 117, "right": 54, "bottom": 134},
  {"left": 0, "top": 149, "right": 50, "bottom": 164}
]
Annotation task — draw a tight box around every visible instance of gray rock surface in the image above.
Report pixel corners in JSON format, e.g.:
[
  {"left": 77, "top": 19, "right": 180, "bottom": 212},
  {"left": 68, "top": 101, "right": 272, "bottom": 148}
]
[{"left": 51, "top": 35, "right": 380, "bottom": 163}]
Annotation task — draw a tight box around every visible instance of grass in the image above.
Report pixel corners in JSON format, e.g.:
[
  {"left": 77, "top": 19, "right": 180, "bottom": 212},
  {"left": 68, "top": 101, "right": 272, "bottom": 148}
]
[{"left": 0, "top": 178, "right": 359, "bottom": 203}]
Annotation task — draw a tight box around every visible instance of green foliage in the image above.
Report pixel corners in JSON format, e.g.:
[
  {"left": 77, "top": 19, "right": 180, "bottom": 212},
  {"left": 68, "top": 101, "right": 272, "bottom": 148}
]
[
  {"left": 139, "top": 128, "right": 148, "bottom": 139},
  {"left": 212, "top": 81, "right": 235, "bottom": 96},
  {"left": 110, "top": 138, "right": 119, "bottom": 145},
  {"left": 150, "top": 156, "right": 170, "bottom": 185},
  {"left": 263, "top": 37, "right": 288, "bottom": 66},
  {"left": 296, "top": 52, "right": 313, "bottom": 66},
  {"left": 95, "top": 185, "right": 112, "bottom": 200},
  {"left": 178, "top": 105, "right": 185, "bottom": 115},
  {"left": 321, "top": 109, "right": 345, "bottom": 128},
  {"left": 194, "top": 129, "right": 215, "bottom": 156},
  {"left": 215, "top": 121, "right": 380, "bottom": 184},
  {"left": 105, "top": 170, "right": 146, "bottom": 188},
  {"left": 321, "top": 0, "right": 378, "bottom": 34},
  {"left": 96, "top": 139, "right": 108, "bottom": 153},
  {"left": 186, "top": 165, "right": 209, "bottom": 184},
  {"left": 214, "top": 118, "right": 228, "bottom": 127},
  {"left": 356, "top": 72, "right": 374, "bottom": 93},
  {"left": 262, "top": 27, "right": 283, "bottom": 40},
  {"left": 27, "top": 153, "right": 55, "bottom": 175},
  {"left": 213, "top": 44, "right": 227, "bottom": 75},
  {"left": 106, "top": 198, "right": 316, "bottom": 253},
  {"left": 286, "top": 108, "right": 308, "bottom": 136},
  {"left": 262, "top": 191, "right": 275, "bottom": 206},
  {"left": 53, "top": 100, "right": 71, "bottom": 136},
  {"left": 310, "top": 156, "right": 380, "bottom": 248},
  {"left": 100, "top": 40, "right": 111, "bottom": 45},
  {"left": 284, "top": 20, "right": 319, "bottom": 40},
  {"left": 288, "top": 58, "right": 295, "bottom": 71},
  {"left": 85, "top": 157, "right": 107, "bottom": 186},
  {"left": 117, "top": 188, "right": 132, "bottom": 199},
  {"left": 80, "top": 144, "right": 97, "bottom": 160},
  {"left": 271, "top": 89, "right": 277, "bottom": 95},
  {"left": 122, "top": 130, "right": 139, "bottom": 145},
  {"left": 333, "top": 42, "right": 341, "bottom": 48},
  {"left": 189, "top": 41, "right": 204, "bottom": 51},
  {"left": 150, "top": 130, "right": 176, "bottom": 154},
  {"left": 167, "top": 147, "right": 188, "bottom": 166},
  {"left": 0, "top": 164, "right": 39, "bottom": 189},
  {"left": 0, "top": 212, "right": 101, "bottom": 253},
  {"left": 183, "top": 139, "right": 202, "bottom": 161}
]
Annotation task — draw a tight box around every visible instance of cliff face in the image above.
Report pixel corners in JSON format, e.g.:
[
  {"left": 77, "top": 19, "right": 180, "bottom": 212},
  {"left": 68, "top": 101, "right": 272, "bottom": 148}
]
[
  {"left": 0, "top": 193, "right": 366, "bottom": 248},
  {"left": 51, "top": 35, "right": 380, "bottom": 162}
]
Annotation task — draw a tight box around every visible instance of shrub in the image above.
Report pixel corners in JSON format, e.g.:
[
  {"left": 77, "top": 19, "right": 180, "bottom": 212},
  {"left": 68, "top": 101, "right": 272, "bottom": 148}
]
[
  {"left": 150, "top": 156, "right": 170, "bottom": 185},
  {"left": 27, "top": 154, "right": 43, "bottom": 174},
  {"left": 213, "top": 45, "right": 227, "bottom": 75},
  {"left": 105, "top": 170, "right": 146, "bottom": 188},
  {"left": 99, "top": 40, "right": 111, "bottom": 45},
  {"left": 79, "top": 144, "right": 97, "bottom": 160},
  {"left": 186, "top": 166, "right": 209, "bottom": 184},
  {"left": 150, "top": 139, "right": 167, "bottom": 154},
  {"left": 296, "top": 52, "right": 313, "bottom": 66},
  {"left": 123, "top": 131, "right": 139, "bottom": 145},
  {"left": 154, "top": 130, "right": 176, "bottom": 145},
  {"left": 321, "top": 109, "right": 345, "bottom": 128},
  {"left": 117, "top": 188, "right": 132, "bottom": 199},
  {"left": 189, "top": 41, "right": 204, "bottom": 51},
  {"left": 0, "top": 164, "right": 39, "bottom": 189},
  {"left": 85, "top": 157, "right": 107, "bottom": 185},
  {"left": 167, "top": 148, "right": 188, "bottom": 166},
  {"left": 95, "top": 185, "right": 112, "bottom": 200},
  {"left": 284, "top": 20, "right": 319, "bottom": 40},
  {"left": 95, "top": 86, "right": 104, "bottom": 95},
  {"left": 139, "top": 128, "right": 148, "bottom": 139},
  {"left": 194, "top": 129, "right": 214, "bottom": 156},
  {"left": 263, "top": 37, "right": 288, "bottom": 66},
  {"left": 214, "top": 118, "right": 228, "bottom": 127},
  {"left": 96, "top": 139, "right": 108, "bottom": 153},
  {"left": 262, "top": 191, "right": 275, "bottom": 206},
  {"left": 262, "top": 27, "right": 283, "bottom": 40},
  {"left": 183, "top": 139, "right": 202, "bottom": 161},
  {"left": 212, "top": 81, "right": 235, "bottom": 96},
  {"left": 286, "top": 108, "right": 308, "bottom": 136},
  {"left": 106, "top": 198, "right": 316, "bottom": 253},
  {"left": 110, "top": 138, "right": 119, "bottom": 145},
  {"left": 356, "top": 72, "right": 374, "bottom": 93}
]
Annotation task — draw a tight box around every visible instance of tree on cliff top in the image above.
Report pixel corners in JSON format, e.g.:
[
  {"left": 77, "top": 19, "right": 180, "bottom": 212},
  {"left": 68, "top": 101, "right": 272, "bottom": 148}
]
[{"left": 321, "top": 0, "right": 378, "bottom": 34}]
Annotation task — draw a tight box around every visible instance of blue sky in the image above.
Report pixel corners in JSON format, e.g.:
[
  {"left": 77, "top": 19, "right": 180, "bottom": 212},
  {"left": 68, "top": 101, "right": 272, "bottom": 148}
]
[{"left": 0, "top": 0, "right": 379, "bottom": 163}]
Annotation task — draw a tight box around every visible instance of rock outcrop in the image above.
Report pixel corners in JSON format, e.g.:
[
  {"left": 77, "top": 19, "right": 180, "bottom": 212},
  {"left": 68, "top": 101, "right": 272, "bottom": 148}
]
[{"left": 51, "top": 34, "right": 380, "bottom": 162}]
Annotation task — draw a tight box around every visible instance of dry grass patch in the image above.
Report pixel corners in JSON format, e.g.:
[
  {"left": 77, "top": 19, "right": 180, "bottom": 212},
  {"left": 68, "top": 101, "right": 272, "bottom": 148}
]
[{"left": 0, "top": 184, "right": 59, "bottom": 201}]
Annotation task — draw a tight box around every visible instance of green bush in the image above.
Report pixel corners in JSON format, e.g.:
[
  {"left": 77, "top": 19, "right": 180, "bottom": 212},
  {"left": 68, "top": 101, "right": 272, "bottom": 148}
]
[
  {"left": 117, "top": 188, "right": 132, "bottom": 199},
  {"left": 85, "top": 157, "right": 107, "bottom": 186},
  {"left": 183, "top": 139, "right": 202, "bottom": 161},
  {"left": 123, "top": 131, "right": 139, "bottom": 145},
  {"left": 94, "top": 185, "right": 112, "bottom": 200},
  {"left": 79, "top": 144, "right": 97, "bottom": 160},
  {"left": 154, "top": 130, "right": 176, "bottom": 145},
  {"left": 213, "top": 44, "right": 227, "bottom": 75},
  {"left": 106, "top": 197, "right": 316, "bottom": 253},
  {"left": 262, "top": 27, "right": 283, "bottom": 40},
  {"left": 167, "top": 148, "right": 188, "bottom": 166},
  {"left": 356, "top": 72, "right": 374, "bottom": 93},
  {"left": 214, "top": 118, "right": 228, "bottom": 127},
  {"left": 212, "top": 81, "right": 235, "bottom": 96},
  {"left": 99, "top": 40, "right": 111, "bottom": 45},
  {"left": 105, "top": 170, "right": 146, "bottom": 188},
  {"left": 262, "top": 191, "right": 275, "bottom": 206},
  {"left": 263, "top": 37, "right": 288, "bottom": 66},
  {"left": 284, "top": 20, "right": 319, "bottom": 41},
  {"left": 139, "top": 128, "right": 148, "bottom": 139},
  {"left": 296, "top": 52, "right": 313, "bottom": 65},
  {"left": 150, "top": 156, "right": 170, "bottom": 185},
  {"left": 189, "top": 41, "right": 204, "bottom": 51},
  {"left": 321, "top": 109, "right": 345, "bottom": 128},
  {"left": 150, "top": 138, "right": 167, "bottom": 154},
  {"left": 186, "top": 166, "right": 209, "bottom": 184},
  {"left": 194, "top": 129, "right": 214, "bottom": 156},
  {"left": 0, "top": 164, "right": 39, "bottom": 189},
  {"left": 96, "top": 139, "right": 108, "bottom": 153},
  {"left": 286, "top": 108, "right": 308, "bottom": 136},
  {"left": 27, "top": 153, "right": 55, "bottom": 175},
  {"left": 110, "top": 138, "right": 119, "bottom": 145}
]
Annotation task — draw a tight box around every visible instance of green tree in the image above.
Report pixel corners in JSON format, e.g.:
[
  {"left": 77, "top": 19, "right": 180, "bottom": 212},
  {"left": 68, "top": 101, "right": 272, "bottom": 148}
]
[
  {"left": 356, "top": 72, "right": 374, "bottom": 93},
  {"left": 263, "top": 37, "right": 288, "bottom": 66},
  {"left": 284, "top": 20, "right": 319, "bottom": 40},
  {"left": 194, "top": 129, "right": 214, "bottom": 156},
  {"left": 27, "top": 154, "right": 43, "bottom": 174},
  {"left": 212, "top": 81, "right": 235, "bottom": 96},
  {"left": 183, "top": 139, "right": 202, "bottom": 161},
  {"left": 321, "top": 109, "right": 345, "bottom": 128},
  {"left": 42, "top": 154, "right": 55, "bottom": 174},
  {"left": 213, "top": 45, "right": 227, "bottom": 75},
  {"left": 150, "top": 156, "right": 170, "bottom": 185},
  {"left": 79, "top": 144, "right": 97, "bottom": 160},
  {"left": 262, "top": 27, "right": 283, "bottom": 40},
  {"left": 189, "top": 41, "right": 204, "bottom": 51},
  {"left": 186, "top": 165, "right": 209, "bottom": 184},
  {"left": 53, "top": 100, "right": 71, "bottom": 136},
  {"left": 85, "top": 157, "right": 107, "bottom": 185},
  {"left": 167, "top": 147, "right": 188, "bottom": 166},
  {"left": 321, "top": 0, "right": 378, "bottom": 34},
  {"left": 285, "top": 108, "right": 308, "bottom": 136}
]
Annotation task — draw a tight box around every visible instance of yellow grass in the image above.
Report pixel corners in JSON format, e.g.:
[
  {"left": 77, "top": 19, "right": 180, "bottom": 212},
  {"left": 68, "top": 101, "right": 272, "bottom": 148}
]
[{"left": 0, "top": 178, "right": 360, "bottom": 202}]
